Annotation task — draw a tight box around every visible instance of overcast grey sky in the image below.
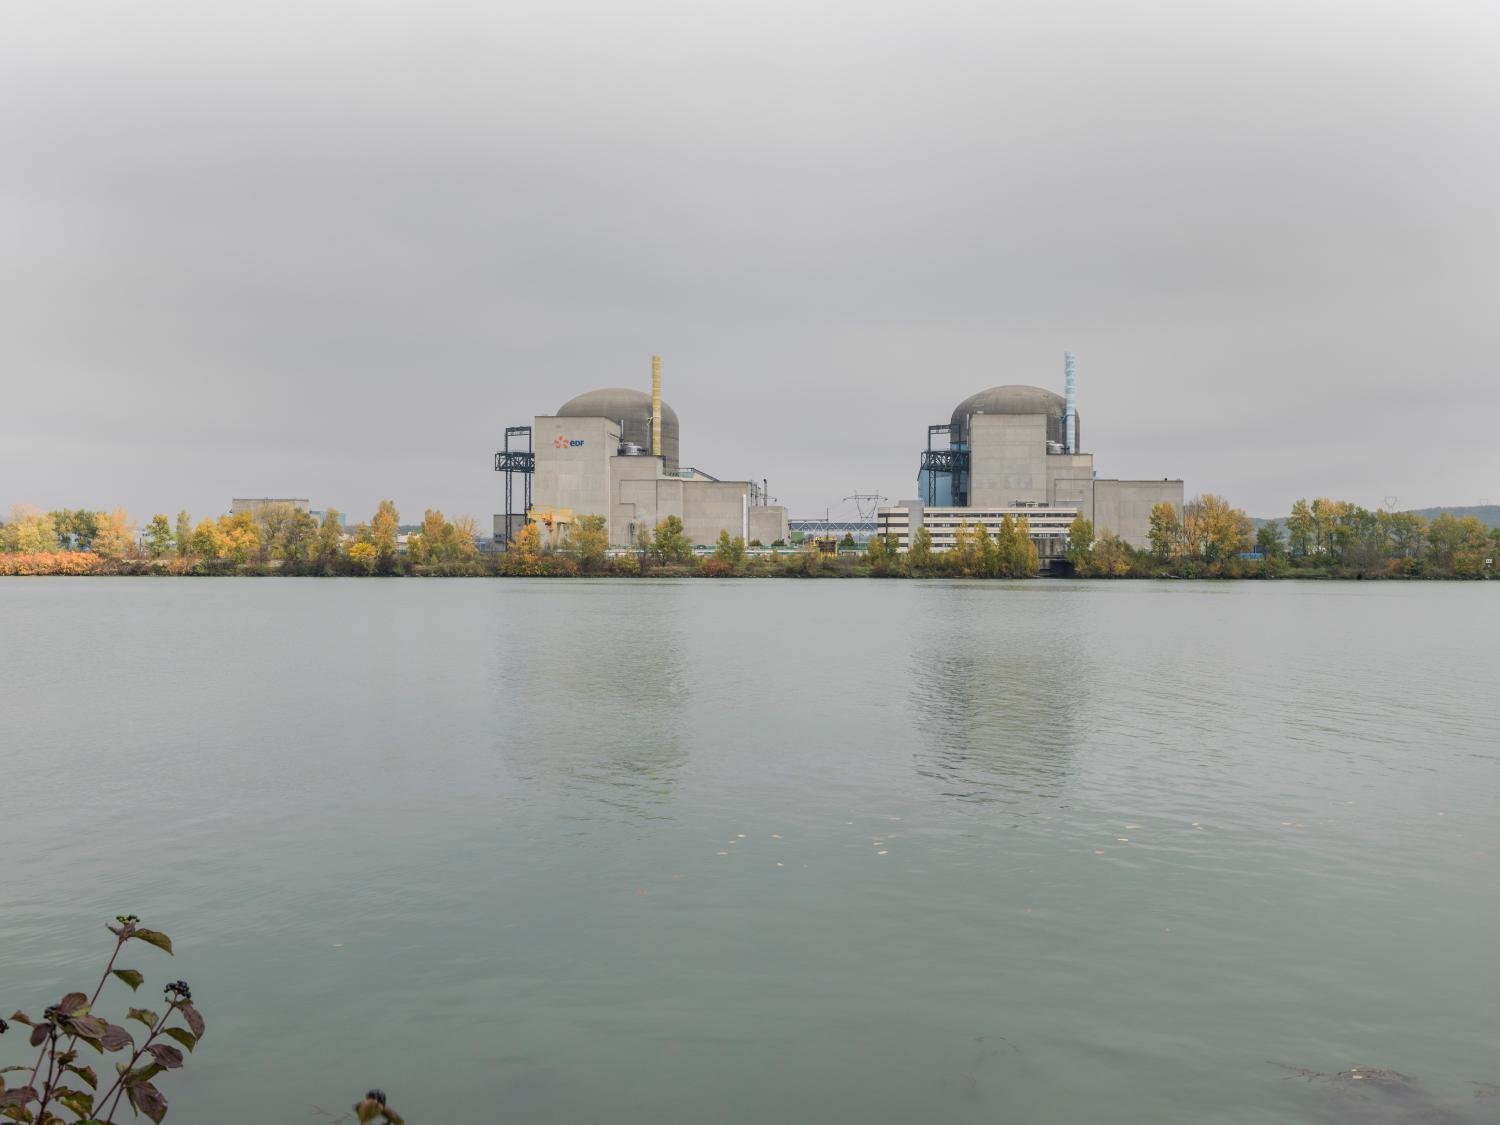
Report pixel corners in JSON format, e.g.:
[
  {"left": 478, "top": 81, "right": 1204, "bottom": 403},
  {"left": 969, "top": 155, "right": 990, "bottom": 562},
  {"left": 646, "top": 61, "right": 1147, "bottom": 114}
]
[{"left": 3, "top": 0, "right": 1496, "bottom": 523}]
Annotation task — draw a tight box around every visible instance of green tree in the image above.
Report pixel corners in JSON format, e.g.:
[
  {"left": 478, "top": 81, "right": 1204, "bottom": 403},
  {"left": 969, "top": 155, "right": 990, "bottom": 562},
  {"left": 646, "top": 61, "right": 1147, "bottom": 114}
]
[
  {"left": 839, "top": 531, "right": 855, "bottom": 549},
  {"left": 1066, "top": 516, "right": 1095, "bottom": 569},
  {"left": 1147, "top": 502, "right": 1179, "bottom": 561},
  {"left": 713, "top": 528, "right": 747, "bottom": 568},
  {"left": 143, "top": 513, "right": 174, "bottom": 557},
  {"left": 907, "top": 527, "right": 934, "bottom": 573},
  {"left": 650, "top": 515, "right": 693, "bottom": 564},
  {"left": 50, "top": 509, "right": 98, "bottom": 551},
  {"left": 1286, "top": 500, "right": 1315, "bottom": 559},
  {"left": 572, "top": 514, "right": 610, "bottom": 573},
  {"left": 1427, "top": 513, "right": 1489, "bottom": 576},
  {"left": 1383, "top": 511, "right": 1426, "bottom": 561},
  {"left": 316, "top": 509, "right": 345, "bottom": 571},
  {"left": 175, "top": 510, "right": 193, "bottom": 558},
  {"left": 1255, "top": 520, "right": 1285, "bottom": 558}
]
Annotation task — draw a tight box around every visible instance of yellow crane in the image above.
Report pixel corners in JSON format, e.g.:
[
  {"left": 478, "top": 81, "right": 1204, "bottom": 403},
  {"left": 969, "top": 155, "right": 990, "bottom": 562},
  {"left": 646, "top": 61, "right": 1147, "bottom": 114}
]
[{"left": 527, "top": 506, "right": 575, "bottom": 549}]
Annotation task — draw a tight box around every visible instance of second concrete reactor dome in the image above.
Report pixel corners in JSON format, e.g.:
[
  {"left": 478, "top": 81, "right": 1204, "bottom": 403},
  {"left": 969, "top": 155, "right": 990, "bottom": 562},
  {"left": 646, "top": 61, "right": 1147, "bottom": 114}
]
[{"left": 950, "top": 384, "right": 1076, "bottom": 449}]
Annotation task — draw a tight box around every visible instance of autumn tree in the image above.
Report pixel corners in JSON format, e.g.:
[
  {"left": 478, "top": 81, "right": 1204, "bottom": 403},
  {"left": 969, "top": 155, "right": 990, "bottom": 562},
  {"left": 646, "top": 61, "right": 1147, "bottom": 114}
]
[
  {"left": 372, "top": 500, "right": 400, "bottom": 572},
  {"left": 571, "top": 514, "right": 610, "bottom": 573},
  {"left": 348, "top": 540, "right": 377, "bottom": 575},
  {"left": 190, "top": 519, "right": 224, "bottom": 559},
  {"left": 2, "top": 505, "right": 59, "bottom": 553},
  {"left": 143, "top": 513, "right": 175, "bottom": 557},
  {"left": 92, "top": 509, "right": 137, "bottom": 558},
  {"left": 947, "top": 522, "right": 977, "bottom": 576},
  {"left": 1147, "top": 502, "right": 1179, "bottom": 561},
  {"left": 1089, "top": 532, "right": 1135, "bottom": 577},
  {"left": 1427, "top": 513, "right": 1489, "bottom": 576}
]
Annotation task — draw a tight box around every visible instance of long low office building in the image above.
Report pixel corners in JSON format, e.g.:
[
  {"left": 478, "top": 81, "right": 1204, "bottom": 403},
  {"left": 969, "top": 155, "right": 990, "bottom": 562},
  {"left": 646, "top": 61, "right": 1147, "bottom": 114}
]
[{"left": 495, "top": 358, "right": 788, "bottom": 548}]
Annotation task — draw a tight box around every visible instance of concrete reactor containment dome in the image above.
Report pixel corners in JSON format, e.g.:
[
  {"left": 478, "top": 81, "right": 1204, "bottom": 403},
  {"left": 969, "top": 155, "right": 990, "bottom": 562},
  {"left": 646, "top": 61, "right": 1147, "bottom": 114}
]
[
  {"left": 950, "top": 384, "right": 1077, "bottom": 450},
  {"left": 557, "top": 388, "right": 680, "bottom": 473}
]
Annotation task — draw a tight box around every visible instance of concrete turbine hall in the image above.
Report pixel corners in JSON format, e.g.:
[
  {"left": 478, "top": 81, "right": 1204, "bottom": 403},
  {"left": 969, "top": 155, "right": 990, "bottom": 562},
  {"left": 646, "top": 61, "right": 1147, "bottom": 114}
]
[
  {"left": 878, "top": 353, "right": 1183, "bottom": 568},
  {"left": 494, "top": 357, "right": 788, "bottom": 549}
]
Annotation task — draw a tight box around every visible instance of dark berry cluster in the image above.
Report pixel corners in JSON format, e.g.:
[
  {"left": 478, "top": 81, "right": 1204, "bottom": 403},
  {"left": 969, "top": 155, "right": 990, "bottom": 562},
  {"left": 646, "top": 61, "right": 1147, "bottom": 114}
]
[
  {"left": 0, "top": 1017, "right": 9, "bottom": 1034},
  {"left": 43, "top": 1005, "right": 62, "bottom": 1023},
  {"left": 366, "top": 1090, "right": 387, "bottom": 1106},
  {"left": 115, "top": 914, "right": 140, "bottom": 926},
  {"left": 163, "top": 980, "right": 192, "bottom": 1003}
]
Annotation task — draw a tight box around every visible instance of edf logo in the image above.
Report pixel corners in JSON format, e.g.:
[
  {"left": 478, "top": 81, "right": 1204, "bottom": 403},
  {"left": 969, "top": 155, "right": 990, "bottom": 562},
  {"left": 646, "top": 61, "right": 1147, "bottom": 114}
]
[{"left": 554, "top": 435, "right": 585, "bottom": 449}]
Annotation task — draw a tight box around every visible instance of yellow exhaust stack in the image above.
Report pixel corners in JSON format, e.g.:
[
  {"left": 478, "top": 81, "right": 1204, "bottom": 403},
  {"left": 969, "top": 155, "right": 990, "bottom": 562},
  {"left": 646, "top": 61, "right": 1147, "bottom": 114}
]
[{"left": 651, "top": 355, "right": 662, "bottom": 458}]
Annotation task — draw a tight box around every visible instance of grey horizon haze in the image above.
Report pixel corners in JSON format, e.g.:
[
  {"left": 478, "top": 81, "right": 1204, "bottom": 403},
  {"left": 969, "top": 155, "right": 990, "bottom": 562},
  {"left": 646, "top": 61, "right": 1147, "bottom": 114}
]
[{"left": 3, "top": 0, "right": 1497, "bottom": 525}]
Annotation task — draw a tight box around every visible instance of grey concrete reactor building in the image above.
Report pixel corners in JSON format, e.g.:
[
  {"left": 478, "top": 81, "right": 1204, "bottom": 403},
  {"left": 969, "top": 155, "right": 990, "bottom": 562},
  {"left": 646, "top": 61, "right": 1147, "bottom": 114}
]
[
  {"left": 495, "top": 358, "right": 788, "bottom": 548},
  {"left": 879, "top": 354, "right": 1182, "bottom": 566}
]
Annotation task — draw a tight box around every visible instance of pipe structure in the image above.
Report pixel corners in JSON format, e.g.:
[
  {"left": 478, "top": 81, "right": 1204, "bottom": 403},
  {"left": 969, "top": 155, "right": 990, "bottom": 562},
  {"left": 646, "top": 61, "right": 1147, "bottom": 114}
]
[
  {"left": 1064, "top": 351, "right": 1077, "bottom": 454},
  {"left": 651, "top": 355, "right": 662, "bottom": 457}
]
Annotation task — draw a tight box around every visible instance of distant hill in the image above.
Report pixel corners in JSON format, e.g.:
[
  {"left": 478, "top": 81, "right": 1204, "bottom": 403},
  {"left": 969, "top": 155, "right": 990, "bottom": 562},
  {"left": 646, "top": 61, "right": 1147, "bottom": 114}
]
[{"left": 1250, "top": 505, "right": 1500, "bottom": 530}]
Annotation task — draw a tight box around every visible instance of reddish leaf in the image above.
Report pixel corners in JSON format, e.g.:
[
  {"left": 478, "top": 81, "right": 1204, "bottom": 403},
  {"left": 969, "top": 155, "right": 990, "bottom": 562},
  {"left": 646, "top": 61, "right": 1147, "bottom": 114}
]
[
  {"left": 7, "top": 1011, "right": 34, "bottom": 1027},
  {"left": 67, "top": 1015, "right": 107, "bottom": 1040},
  {"left": 56, "top": 993, "right": 89, "bottom": 1016},
  {"left": 29, "top": 1024, "right": 50, "bottom": 1047},
  {"left": 145, "top": 1044, "right": 183, "bottom": 1070},
  {"left": 127, "top": 1079, "right": 168, "bottom": 1124},
  {"left": 0, "top": 1087, "right": 37, "bottom": 1108},
  {"left": 180, "top": 1005, "right": 205, "bottom": 1039},
  {"left": 100, "top": 1023, "right": 134, "bottom": 1052}
]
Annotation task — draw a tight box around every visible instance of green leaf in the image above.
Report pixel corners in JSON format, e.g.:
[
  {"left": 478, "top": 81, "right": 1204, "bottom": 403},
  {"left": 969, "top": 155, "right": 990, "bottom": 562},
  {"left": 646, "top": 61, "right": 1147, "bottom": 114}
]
[
  {"left": 112, "top": 969, "right": 145, "bottom": 992},
  {"left": 0, "top": 1068, "right": 31, "bottom": 1076},
  {"left": 129, "top": 929, "right": 173, "bottom": 955},
  {"left": 127, "top": 1008, "right": 159, "bottom": 1029},
  {"left": 57, "top": 1089, "right": 94, "bottom": 1118},
  {"left": 66, "top": 1063, "right": 98, "bottom": 1089},
  {"left": 160, "top": 1028, "right": 196, "bottom": 1054}
]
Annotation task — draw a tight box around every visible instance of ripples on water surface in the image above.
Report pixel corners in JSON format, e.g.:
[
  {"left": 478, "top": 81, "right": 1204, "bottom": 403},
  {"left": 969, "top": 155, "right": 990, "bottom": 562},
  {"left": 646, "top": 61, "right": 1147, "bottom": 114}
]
[{"left": 2, "top": 578, "right": 1497, "bottom": 1123}]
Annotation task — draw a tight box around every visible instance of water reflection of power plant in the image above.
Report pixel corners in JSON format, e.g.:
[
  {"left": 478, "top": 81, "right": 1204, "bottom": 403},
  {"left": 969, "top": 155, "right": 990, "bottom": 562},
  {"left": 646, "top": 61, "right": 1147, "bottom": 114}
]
[{"left": 881, "top": 353, "right": 1183, "bottom": 568}]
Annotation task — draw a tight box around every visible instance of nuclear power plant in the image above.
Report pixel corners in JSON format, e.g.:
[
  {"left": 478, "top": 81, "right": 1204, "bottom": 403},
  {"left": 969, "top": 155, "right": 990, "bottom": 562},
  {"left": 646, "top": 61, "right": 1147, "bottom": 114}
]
[
  {"left": 495, "top": 352, "right": 1181, "bottom": 561},
  {"left": 876, "top": 353, "right": 1183, "bottom": 565},
  {"left": 494, "top": 357, "right": 789, "bottom": 548}
]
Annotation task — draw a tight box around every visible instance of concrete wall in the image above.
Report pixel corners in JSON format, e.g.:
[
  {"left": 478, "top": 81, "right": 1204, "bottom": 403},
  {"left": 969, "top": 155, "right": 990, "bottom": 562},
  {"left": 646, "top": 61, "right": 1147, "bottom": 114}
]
[
  {"left": 681, "top": 481, "right": 752, "bottom": 547},
  {"left": 533, "top": 415, "right": 619, "bottom": 525},
  {"left": 1093, "top": 479, "right": 1183, "bottom": 549},
  {"left": 968, "top": 414, "right": 1048, "bottom": 506},
  {"left": 748, "top": 506, "right": 788, "bottom": 545},
  {"left": 611, "top": 456, "right": 680, "bottom": 545}
]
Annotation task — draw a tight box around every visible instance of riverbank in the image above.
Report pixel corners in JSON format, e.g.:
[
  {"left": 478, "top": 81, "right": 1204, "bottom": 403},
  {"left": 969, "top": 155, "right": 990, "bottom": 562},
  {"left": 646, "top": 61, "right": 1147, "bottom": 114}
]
[{"left": 2, "top": 550, "right": 1492, "bottom": 580}]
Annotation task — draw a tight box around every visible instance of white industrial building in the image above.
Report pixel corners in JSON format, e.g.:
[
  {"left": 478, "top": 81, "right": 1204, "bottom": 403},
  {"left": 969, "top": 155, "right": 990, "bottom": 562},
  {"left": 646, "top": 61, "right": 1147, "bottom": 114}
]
[
  {"left": 495, "top": 358, "right": 788, "bottom": 548},
  {"left": 884, "top": 354, "right": 1183, "bottom": 565}
]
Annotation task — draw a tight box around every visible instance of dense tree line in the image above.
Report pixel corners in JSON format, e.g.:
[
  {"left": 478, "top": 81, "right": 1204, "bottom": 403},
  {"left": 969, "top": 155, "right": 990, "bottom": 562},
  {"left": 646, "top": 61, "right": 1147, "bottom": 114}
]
[
  {"left": 0, "top": 502, "right": 483, "bottom": 576},
  {"left": 1066, "top": 495, "right": 1498, "bottom": 579}
]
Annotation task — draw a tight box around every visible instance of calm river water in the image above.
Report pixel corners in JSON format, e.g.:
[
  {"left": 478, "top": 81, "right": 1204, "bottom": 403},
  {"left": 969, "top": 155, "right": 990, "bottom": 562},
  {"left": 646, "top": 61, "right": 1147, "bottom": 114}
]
[{"left": 2, "top": 578, "right": 1497, "bottom": 1123}]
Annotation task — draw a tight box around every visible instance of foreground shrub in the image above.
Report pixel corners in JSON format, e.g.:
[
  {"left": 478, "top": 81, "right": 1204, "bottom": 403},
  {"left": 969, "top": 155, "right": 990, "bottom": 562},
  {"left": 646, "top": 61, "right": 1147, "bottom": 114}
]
[{"left": 1, "top": 917, "right": 204, "bottom": 1123}]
